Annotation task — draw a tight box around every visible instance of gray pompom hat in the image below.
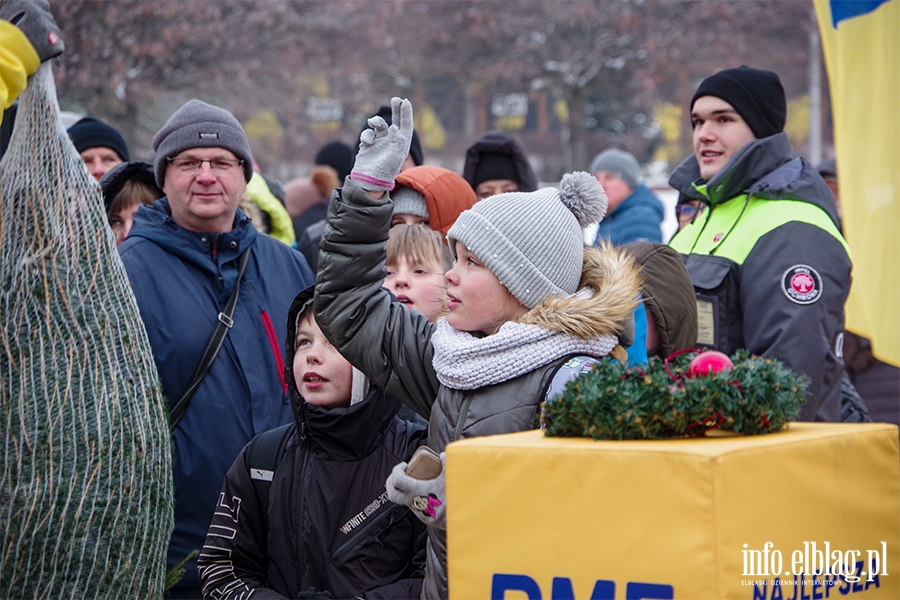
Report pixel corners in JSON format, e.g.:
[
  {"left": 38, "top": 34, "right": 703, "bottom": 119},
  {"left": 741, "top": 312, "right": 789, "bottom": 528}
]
[
  {"left": 447, "top": 171, "right": 607, "bottom": 309},
  {"left": 152, "top": 99, "right": 254, "bottom": 189}
]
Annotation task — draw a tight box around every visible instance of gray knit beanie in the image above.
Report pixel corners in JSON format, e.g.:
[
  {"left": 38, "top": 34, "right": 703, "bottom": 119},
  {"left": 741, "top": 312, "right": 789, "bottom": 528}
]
[
  {"left": 391, "top": 185, "right": 429, "bottom": 219},
  {"left": 152, "top": 99, "right": 254, "bottom": 189},
  {"left": 589, "top": 149, "right": 642, "bottom": 189},
  {"left": 447, "top": 171, "right": 607, "bottom": 309}
]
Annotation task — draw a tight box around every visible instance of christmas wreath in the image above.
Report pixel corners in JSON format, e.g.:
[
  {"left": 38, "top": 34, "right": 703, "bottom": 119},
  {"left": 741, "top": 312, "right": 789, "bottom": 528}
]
[{"left": 541, "top": 349, "right": 808, "bottom": 440}]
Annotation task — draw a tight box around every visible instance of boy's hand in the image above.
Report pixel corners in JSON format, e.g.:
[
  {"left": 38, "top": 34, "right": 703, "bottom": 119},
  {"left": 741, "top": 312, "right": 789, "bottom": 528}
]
[
  {"left": 0, "top": 0, "right": 65, "bottom": 62},
  {"left": 350, "top": 97, "right": 413, "bottom": 192},
  {"left": 385, "top": 452, "right": 446, "bottom": 529}
]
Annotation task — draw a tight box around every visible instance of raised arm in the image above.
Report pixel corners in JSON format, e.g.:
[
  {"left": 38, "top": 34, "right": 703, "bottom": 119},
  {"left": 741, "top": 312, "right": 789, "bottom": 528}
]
[{"left": 315, "top": 98, "right": 439, "bottom": 418}]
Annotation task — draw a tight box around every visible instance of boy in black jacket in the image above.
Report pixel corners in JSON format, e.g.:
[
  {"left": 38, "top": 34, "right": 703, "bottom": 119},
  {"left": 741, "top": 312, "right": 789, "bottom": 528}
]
[{"left": 198, "top": 286, "right": 426, "bottom": 599}]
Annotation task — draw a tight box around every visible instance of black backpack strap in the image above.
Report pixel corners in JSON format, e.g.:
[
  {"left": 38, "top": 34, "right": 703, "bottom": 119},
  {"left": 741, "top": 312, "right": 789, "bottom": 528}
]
[
  {"left": 402, "top": 417, "right": 428, "bottom": 461},
  {"left": 246, "top": 422, "right": 296, "bottom": 536},
  {"left": 540, "top": 354, "right": 609, "bottom": 404}
]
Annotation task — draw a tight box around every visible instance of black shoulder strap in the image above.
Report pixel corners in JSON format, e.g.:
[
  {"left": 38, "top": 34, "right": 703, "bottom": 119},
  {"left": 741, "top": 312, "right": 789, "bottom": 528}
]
[
  {"left": 246, "top": 422, "right": 296, "bottom": 536},
  {"left": 169, "top": 248, "right": 252, "bottom": 430},
  {"left": 539, "top": 354, "right": 583, "bottom": 401},
  {"left": 403, "top": 418, "right": 428, "bottom": 461}
]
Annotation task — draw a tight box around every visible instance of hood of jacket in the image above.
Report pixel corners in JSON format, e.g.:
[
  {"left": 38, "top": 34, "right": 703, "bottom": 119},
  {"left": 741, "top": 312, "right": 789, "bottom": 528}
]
[
  {"left": 394, "top": 165, "right": 477, "bottom": 236},
  {"left": 519, "top": 243, "right": 641, "bottom": 340},
  {"left": 622, "top": 241, "right": 698, "bottom": 357},
  {"left": 284, "top": 287, "right": 400, "bottom": 459},
  {"left": 668, "top": 133, "right": 841, "bottom": 228},
  {"left": 128, "top": 197, "right": 257, "bottom": 270},
  {"left": 614, "top": 184, "right": 664, "bottom": 218},
  {"left": 462, "top": 130, "right": 538, "bottom": 193}
]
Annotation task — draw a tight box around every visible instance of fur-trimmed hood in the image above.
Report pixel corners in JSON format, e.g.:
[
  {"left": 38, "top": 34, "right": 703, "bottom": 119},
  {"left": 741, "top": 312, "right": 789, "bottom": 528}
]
[{"left": 519, "top": 243, "right": 642, "bottom": 340}]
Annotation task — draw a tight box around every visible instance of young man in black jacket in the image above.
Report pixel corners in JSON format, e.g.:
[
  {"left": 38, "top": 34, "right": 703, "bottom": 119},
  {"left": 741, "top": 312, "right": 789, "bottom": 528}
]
[{"left": 669, "top": 66, "right": 851, "bottom": 421}]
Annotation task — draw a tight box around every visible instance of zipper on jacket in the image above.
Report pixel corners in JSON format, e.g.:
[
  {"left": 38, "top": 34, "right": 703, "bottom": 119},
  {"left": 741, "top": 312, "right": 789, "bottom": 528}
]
[
  {"left": 451, "top": 395, "right": 473, "bottom": 442},
  {"left": 332, "top": 504, "right": 405, "bottom": 561},
  {"left": 293, "top": 423, "right": 312, "bottom": 590},
  {"left": 261, "top": 310, "right": 288, "bottom": 394}
]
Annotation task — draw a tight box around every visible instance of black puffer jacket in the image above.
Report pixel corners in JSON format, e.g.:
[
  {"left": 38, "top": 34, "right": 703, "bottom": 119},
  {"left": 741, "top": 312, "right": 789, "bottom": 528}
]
[{"left": 198, "top": 289, "right": 427, "bottom": 600}]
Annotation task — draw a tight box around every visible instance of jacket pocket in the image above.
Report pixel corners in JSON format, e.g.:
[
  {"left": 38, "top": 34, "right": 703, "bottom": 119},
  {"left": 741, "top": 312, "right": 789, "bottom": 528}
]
[
  {"left": 682, "top": 254, "right": 742, "bottom": 353},
  {"left": 332, "top": 505, "right": 406, "bottom": 561}
]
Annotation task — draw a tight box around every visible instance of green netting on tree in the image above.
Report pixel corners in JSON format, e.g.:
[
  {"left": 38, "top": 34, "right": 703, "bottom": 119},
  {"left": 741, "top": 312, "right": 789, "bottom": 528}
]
[{"left": 0, "top": 65, "right": 173, "bottom": 597}]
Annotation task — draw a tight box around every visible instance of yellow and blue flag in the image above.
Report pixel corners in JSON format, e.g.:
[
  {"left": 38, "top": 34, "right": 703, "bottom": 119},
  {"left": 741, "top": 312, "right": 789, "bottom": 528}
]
[{"left": 814, "top": 0, "right": 899, "bottom": 365}]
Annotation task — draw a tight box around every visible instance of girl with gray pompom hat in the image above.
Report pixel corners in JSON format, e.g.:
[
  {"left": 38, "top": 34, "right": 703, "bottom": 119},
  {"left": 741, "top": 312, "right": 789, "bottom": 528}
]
[{"left": 314, "top": 98, "right": 642, "bottom": 599}]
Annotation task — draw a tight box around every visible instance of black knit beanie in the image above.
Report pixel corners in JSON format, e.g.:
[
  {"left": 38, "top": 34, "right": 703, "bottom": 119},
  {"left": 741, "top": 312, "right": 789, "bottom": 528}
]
[
  {"left": 98, "top": 161, "right": 162, "bottom": 212},
  {"left": 472, "top": 153, "right": 520, "bottom": 187},
  {"left": 691, "top": 66, "right": 786, "bottom": 139},
  {"left": 354, "top": 105, "right": 424, "bottom": 166},
  {"left": 315, "top": 141, "right": 354, "bottom": 182},
  {"left": 68, "top": 117, "right": 130, "bottom": 161}
]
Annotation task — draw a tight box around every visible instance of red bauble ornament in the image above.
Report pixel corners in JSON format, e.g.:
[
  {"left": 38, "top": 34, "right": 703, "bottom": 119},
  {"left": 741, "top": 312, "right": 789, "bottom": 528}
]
[{"left": 686, "top": 351, "right": 734, "bottom": 377}]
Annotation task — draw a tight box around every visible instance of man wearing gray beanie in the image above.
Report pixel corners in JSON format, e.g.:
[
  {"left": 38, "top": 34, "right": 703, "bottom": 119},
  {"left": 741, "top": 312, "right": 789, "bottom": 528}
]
[
  {"left": 668, "top": 65, "right": 851, "bottom": 423},
  {"left": 589, "top": 148, "right": 664, "bottom": 245},
  {"left": 117, "top": 98, "right": 314, "bottom": 594}
]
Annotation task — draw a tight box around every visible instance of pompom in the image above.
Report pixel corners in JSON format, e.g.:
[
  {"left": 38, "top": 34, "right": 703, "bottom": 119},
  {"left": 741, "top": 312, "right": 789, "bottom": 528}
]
[{"left": 558, "top": 171, "right": 608, "bottom": 227}]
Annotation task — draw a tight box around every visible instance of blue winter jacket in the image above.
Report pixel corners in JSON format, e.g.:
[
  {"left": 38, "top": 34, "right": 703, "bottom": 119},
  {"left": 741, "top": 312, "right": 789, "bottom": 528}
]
[
  {"left": 593, "top": 183, "right": 664, "bottom": 245},
  {"left": 118, "top": 198, "right": 314, "bottom": 588}
]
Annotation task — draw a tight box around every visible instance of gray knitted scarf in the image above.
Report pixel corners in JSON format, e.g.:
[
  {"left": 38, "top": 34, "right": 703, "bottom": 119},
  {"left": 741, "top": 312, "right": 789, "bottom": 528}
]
[{"left": 430, "top": 318, "right": 617, "bottom": 390}]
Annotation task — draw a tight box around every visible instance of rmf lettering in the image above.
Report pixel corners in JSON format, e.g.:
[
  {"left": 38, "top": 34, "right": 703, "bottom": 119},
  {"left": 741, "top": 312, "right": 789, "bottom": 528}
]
[{"left": 491, "top": 574, "right": 675, "bottom": 600}]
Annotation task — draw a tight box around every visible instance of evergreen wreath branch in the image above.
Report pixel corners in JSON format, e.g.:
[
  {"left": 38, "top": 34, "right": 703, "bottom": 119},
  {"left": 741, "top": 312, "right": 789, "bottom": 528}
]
[{"left": 541, "top": 350, "right": 808, "bottom": 440}]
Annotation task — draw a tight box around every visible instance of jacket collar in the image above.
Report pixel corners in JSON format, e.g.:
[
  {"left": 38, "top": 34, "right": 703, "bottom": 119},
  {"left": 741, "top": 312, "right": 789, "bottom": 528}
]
[
  {"left": 667, "top": 133, "right": 840, "bottom": 227},
  {"left": 669, "top": 133, "right": 792, "bottom": 204},
  {"left": 129, "top": 198, "right": 256, "bottom": 269},
  {"left": 297, "top": 391, "right": 400, "bottom": 460}
]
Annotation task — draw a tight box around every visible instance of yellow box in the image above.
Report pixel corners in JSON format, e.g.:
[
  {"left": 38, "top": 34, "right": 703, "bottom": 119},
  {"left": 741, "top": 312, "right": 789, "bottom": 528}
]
[{"left": 446, "top": 423, "right": 900, "bottom": 600}]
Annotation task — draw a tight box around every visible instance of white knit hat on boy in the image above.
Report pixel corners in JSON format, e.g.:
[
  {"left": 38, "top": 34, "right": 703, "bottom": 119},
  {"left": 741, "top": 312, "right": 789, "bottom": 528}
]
[{"left": 447, "top": 171, "right": 607, "bottom": 309}]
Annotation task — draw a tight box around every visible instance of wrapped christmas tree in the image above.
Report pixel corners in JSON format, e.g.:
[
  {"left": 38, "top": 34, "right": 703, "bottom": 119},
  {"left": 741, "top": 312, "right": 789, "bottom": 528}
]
[{"left": 0, "top": 65, "right": 172, "bottom": 596}]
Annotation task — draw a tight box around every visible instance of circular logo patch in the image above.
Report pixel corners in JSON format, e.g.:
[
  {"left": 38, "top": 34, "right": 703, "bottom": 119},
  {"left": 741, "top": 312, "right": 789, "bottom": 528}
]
[{"left": 782, "top": 265, "right": 823, "bottom": 304}]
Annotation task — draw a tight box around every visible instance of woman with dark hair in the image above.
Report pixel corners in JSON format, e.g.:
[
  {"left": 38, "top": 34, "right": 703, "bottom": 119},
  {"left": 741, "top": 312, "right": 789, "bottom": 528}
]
[{"left": 99, "top": 161, "right": 163, "bottom": 245}]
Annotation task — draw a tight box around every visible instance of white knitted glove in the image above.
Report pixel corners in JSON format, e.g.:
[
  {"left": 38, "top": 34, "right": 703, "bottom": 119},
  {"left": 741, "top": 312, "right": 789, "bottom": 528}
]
[
  {"left": 385, "top": 452, "right": 446, "bottom": 529},
  {"left": 349, "top": 97, "right": 413, "bottom": 192}
]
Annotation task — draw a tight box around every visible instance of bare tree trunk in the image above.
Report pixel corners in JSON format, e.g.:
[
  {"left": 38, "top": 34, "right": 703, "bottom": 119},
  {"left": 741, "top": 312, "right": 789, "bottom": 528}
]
[{"left": 567, "top": 87, "right": 588, "bottom": 172}]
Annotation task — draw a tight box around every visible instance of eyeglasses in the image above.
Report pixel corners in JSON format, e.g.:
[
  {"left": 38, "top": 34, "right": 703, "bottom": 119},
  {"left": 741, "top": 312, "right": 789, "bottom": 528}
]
[
  {"left": 676, "top": 203, "right": 703, "bottom": 221},
  {"left": 166, "top": 157, "right": 244, "bottom": 172}
]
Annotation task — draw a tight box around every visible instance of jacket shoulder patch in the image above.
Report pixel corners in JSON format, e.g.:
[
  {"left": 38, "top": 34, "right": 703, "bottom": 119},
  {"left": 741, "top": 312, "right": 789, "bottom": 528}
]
[{"left": 782, "top": 264, "right": 822, "bottom": 304}]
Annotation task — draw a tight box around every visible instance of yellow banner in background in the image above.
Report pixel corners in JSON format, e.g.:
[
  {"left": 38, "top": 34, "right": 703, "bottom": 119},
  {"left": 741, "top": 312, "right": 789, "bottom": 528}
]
[
  {"left": 446, "top": 424, "right": 900, "bottom": 599},
  {"left": 813, "top": 0, "right": 900, "bottom": 366}
]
